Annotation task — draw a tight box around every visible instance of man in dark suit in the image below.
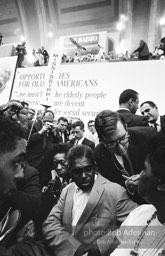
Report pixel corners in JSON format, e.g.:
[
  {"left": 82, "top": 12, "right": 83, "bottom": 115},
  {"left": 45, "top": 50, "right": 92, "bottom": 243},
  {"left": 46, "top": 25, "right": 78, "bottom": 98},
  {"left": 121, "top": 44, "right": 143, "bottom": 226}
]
[
  {"left": 94, "top": 110, "right": 156, "bottom": 203},
  {"left": 70, "top": 120, "right": 95, "bottom": 151},
  {"left": 26, "top": 110, "right": 61, "bottom": 186},
  {"left": 43, "top": 145, "right": 137, "bottom": 256},
  {"left": 56, "top": 116, "right": 69, "bottom": 143},
  {"left": 140, "top": 100, "right": 165, "bottom": 133},
  {"left": 117, "top": 89, "right": 148, "bottom": 127}
]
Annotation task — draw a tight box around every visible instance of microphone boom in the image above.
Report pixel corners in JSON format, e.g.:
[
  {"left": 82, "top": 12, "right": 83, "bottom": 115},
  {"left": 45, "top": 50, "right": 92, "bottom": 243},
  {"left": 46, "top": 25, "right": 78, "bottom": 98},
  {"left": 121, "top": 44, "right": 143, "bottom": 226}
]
[{"left": 70, "top": 37, "right": 87, "bottom": 51}]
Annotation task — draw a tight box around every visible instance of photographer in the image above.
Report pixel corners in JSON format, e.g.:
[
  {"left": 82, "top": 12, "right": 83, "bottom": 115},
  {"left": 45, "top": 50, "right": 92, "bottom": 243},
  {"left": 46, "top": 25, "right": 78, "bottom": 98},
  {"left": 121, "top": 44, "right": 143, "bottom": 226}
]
[
  {"left": 0, "top": 100, "right": 31, "bottom": 139},
  {"left": 26, "top": 110, "right": 61, "bottom": 187},
  {"left": 0, "top": 100, "right": 22, "bottom": 118}
]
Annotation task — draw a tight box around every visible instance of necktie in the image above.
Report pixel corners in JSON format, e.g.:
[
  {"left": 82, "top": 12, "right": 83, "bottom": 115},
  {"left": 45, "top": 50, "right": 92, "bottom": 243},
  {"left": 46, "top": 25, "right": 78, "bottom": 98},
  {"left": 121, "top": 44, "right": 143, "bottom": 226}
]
[
  {"left": 61, "top": 132, "right": 65, "bottom": 142},
  {"left": 74, "top": 139, "right": 78, "bottom": 146},
  {"left": 122, "top": 155, "right": 132, "bottom": 176},
  {"left": 154, "top": 123, "right": 158, "bottom": 131}
]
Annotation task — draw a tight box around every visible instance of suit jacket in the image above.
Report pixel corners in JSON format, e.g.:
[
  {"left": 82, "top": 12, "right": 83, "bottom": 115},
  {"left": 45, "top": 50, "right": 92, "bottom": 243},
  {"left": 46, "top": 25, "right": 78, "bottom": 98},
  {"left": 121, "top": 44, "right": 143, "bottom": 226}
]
[
  {"left": 43, "top": 174, "right": 137, "bottom": 256},
  {"left": 117, "top": 109, "right": 148, "bottom": 127},
  {"left": 1, "top": 165, "right": 47, "bottom": 249},
  {"left": 94, "top": 127, "right": 156, "bottom": 189},
  {"left": 46, "top": 170, "right": 71, "bottom": 199},
  {"left": 26, "top": 122, "right": 61, "bottom": 186},
  {"left": 58, "top": 129, "right": 69, "bottom": 143},
  {"left": 160, "top": 115, "right": 165, "bottom": 133},
  {"left": 70, "top": 137, "right": 95, "bottom": 151}
]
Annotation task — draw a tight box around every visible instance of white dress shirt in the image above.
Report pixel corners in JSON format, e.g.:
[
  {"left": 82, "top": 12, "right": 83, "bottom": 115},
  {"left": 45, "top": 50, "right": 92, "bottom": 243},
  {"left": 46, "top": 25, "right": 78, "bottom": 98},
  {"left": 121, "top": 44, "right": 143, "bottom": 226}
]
[
  {"left": 149, "top": 115, "right": 161, "bottom": 132},
  {"left": 72, "top": 174, "right": 97, "bottom": 234},
  {"left": 77, "top": 136, "right": 85, "bottom": 145},
  {"left": 72, "top": 186, "right": 90, "bottom": 234}
]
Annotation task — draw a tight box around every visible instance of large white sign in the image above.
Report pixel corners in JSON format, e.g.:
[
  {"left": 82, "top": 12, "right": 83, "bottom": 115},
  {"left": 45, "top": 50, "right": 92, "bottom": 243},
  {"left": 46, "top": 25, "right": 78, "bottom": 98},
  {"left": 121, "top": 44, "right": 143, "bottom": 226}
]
[
  {"left": 0, "top": 56, "right": 17, "bottom": 105},
  {"left": 12, "top": 66, "right": 47, "bottom": 107},
  {"left": 12, "top": 60, "right": 165, "bottom": 124}
]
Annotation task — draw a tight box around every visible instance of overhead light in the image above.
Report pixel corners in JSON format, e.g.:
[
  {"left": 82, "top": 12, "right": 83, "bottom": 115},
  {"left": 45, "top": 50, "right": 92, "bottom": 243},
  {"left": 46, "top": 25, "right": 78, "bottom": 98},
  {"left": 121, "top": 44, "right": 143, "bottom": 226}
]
[
  {"left": 116, "top": 22, "right": 124, "bottom": 31},
  {"left": 20, "top": 35, "right": 25, "bottom": 42},
  {"left": 159, "top": 17, "right": 165, "bottom": 26},
  {"left": 48, "top": 31, "right": 53, "bottom": 38}
]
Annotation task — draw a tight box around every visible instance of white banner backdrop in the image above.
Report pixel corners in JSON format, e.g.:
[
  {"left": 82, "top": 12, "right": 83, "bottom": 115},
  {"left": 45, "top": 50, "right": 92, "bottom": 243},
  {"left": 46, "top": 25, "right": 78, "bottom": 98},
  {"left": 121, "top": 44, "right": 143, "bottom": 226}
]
[
  {"left": 0, "top": 56, "right": 17, "bottom": 105},
  {"left": 12, "top": 60, "right": 165, "bottom": 124},
  {"left": 11, "top": 66, "right": 47, "bottom": 107}
]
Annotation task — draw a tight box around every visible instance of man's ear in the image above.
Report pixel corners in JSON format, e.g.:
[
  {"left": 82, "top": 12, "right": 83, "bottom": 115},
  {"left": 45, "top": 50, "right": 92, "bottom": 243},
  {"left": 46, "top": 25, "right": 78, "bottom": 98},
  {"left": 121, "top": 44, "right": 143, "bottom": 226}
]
[
  {"left": 14, "top": 163, "right": 24, "bottom": 180},
  {"left": 128, "top": 98, "right": 134, "bottom": 104},
  {"left": 157, "top": 183, "right": 165, "bottom": 192}
]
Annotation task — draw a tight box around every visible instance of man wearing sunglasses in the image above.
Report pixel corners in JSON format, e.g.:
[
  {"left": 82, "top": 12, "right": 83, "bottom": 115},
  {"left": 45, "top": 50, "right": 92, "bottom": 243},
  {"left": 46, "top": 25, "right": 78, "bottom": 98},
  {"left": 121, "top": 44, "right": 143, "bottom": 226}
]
[
  {"left": 94, "top": 110, "right": 156, "bottom": 203},
  {"left": 43, "top": 145, "right": 137, "bottom": 256}
]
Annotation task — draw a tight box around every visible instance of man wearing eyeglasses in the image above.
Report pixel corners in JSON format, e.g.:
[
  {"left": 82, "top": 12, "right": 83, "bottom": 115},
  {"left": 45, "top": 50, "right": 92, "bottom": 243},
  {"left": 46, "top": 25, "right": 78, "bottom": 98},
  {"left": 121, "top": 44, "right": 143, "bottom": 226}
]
[
  {"left": 43, "top": 145, "right": 137, "bottom": 256},
  {"left": 94, "top": 110, "right": 156, "bottom": 203}
]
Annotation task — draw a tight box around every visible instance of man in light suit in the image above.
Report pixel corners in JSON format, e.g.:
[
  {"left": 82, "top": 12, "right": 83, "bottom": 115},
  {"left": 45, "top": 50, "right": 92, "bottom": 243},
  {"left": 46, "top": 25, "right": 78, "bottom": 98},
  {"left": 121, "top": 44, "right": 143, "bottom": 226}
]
[
  {"left": 43, "top": 145, "right": 137, "bottom": 256},
  {"left": 70, "top": 120, "right": 95, "bottom": 151}
]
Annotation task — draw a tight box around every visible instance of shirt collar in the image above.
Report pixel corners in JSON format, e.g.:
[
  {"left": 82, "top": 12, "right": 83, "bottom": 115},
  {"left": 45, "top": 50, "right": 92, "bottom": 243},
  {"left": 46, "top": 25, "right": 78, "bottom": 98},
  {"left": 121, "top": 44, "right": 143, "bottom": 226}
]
[
  {"left": 77, "top": 136, "right": 85, "bottom": 144},
  {"left": 156, "top": 115, "right": 161, "bottom": 126},
  {"left": 149, "top": 115, "right": 161, "bottom": 126},
  {"left": 118, "top": 107, "right": 130, "bottom": 112}
]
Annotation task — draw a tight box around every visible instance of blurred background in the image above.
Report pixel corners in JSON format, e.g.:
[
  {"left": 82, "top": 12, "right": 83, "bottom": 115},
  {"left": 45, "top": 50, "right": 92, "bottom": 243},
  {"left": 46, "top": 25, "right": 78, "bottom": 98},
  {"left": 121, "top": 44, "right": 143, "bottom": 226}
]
[{"left": 0, "top": 0, "right": 165, "bottom": 55}]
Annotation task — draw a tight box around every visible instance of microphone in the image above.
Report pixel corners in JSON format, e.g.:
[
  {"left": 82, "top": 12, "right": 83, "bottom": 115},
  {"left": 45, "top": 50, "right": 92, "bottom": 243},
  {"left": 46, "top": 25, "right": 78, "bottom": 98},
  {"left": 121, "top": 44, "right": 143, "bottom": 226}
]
[
  {"left": 98, "top": 44, "right": 103, "bottom": 49},
  {"left": 70, "top": 37, "right": 87, "bottom": 51}
]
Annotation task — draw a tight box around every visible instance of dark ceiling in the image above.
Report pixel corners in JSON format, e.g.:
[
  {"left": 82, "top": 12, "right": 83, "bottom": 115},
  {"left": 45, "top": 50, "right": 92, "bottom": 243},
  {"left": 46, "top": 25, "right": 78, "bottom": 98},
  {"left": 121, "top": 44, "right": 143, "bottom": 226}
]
[
  {"left": 0, "top": 0, "right": 165, "bottom": 53},
  {"left": 0, "top": 0, "right": 120, "bottom": 51}
]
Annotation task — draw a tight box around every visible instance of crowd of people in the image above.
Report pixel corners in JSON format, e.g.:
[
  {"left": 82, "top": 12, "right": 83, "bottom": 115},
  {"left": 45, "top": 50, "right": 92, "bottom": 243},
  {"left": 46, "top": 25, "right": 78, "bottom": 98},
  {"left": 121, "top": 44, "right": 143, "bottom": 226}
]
[
  {"left": 61, "top": 38, "right": 165, "bottom": 64},
  {"left": 32, "top": 46, "right": 49, "bottom": 67},
  {"left": 14, "top": 43, "right": 49, "bottom": 68},
  {"left": 13, "top": 37, "right": 165, "bottom": 68},
  {"left": 0, "top": 88, "right": 165, "bottom": 256}
]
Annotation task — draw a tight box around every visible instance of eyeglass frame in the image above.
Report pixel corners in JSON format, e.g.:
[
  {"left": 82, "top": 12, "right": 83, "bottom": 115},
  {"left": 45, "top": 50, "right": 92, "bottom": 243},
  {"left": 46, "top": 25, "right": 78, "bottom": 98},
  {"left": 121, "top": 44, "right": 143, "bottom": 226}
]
[{"left": 103, "top": 133, "right": 130, "bottom": 149}]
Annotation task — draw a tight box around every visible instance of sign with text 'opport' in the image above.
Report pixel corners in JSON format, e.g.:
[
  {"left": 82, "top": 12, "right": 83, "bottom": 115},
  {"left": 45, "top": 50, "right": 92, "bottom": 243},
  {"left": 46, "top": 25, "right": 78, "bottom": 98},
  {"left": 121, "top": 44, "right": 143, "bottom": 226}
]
[{"left": 12, "top": 60, "right": 165, "bottom": 124}]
